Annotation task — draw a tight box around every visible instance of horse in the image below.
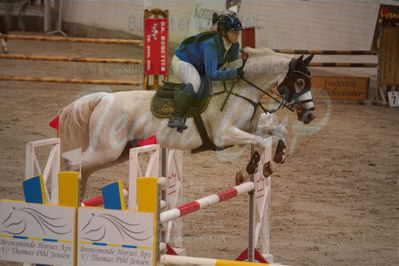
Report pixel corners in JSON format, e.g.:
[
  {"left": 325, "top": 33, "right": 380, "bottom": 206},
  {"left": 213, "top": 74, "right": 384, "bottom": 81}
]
[{"left": 58, "top": 47, "right": 315, "bottom": 200}]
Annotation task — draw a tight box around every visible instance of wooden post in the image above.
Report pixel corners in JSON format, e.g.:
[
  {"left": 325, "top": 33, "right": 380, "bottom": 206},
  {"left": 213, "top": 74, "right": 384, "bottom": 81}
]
[
  {"left": 144, "top": 9, "right": 169, "bottom": 90},
  {"left": 377, "top": 26, "right": 398, "bottom": 105}
]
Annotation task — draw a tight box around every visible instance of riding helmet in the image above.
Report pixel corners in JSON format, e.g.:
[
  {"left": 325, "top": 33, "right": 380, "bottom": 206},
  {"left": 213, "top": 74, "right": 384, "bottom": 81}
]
[{"left": 217, "top": 13, "right": 243, "bottom": 31}]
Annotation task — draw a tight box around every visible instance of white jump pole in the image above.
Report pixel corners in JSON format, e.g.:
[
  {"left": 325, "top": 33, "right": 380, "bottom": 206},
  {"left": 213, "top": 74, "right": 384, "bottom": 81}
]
[{"left": 159, "top": 254, "right": 284, "bottom": 266}]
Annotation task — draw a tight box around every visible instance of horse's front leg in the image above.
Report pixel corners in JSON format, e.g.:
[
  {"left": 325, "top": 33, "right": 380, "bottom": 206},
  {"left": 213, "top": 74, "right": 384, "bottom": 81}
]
[
  {"left": 254, "top": 124, "right": 287, "bottom": 140},
  {"left": 218, "top": 125, "right": 287, "bottom": 185},
  {"left": 214, "top": 126, "right": 271, "bottom": 149},
  {"left": 254, "top": 124, "right": 287, "bottom": 164}
]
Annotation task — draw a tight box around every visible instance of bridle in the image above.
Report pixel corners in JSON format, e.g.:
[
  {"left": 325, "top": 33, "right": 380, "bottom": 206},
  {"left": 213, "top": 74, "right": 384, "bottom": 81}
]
[
  {"left": 219, "top": 57, "right": 314, "bottom": 119},
  {"left": 277, "top": 70, "right": 314, "bottom": 108}
]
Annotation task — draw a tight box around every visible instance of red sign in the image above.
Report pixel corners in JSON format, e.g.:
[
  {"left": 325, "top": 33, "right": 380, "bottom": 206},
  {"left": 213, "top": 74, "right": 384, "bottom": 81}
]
[
  {"left": 241, "top": 27, "right": 256, "bottom": 48},
  {"left": 144, "top": 18, "right": 168, "bottom": 75}
]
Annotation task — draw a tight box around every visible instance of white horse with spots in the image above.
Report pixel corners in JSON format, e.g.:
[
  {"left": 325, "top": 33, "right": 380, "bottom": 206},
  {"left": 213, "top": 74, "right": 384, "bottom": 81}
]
[{"left": 59, "top": 47, "right": 315, "bottom": 199}]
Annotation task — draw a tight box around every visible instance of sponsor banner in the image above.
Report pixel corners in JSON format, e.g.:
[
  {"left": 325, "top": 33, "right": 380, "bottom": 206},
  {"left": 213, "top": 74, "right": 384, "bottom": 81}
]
[
  {"left": 0, "top": 200, "right": 75, "bottom": 265},
  {"left": 311, "top": 76, "right": 369, "bottom": 101},
  {"left": 77, "top": 208, "right": 154, "bottom": 265},
  {"left": 188, "top": 1, "right": 225, "bottom": 36},
  {"left": 144, "top": 18, "right": 168, "bottom": 75}
]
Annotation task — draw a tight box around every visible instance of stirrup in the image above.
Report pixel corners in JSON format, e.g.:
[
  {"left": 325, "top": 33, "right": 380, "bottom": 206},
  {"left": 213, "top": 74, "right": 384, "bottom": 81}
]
[
  {"left": 176, "top": 122, "right": 187, "bottom": 133},
  {"left": 168, "top": 117, "right": 187, "bottom": 133}
]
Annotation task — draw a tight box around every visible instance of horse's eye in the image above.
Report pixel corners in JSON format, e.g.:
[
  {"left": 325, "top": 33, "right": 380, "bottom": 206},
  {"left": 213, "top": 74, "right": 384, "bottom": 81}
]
[{"left": 295, "top": 79, "right": 305, "bottom": 92}]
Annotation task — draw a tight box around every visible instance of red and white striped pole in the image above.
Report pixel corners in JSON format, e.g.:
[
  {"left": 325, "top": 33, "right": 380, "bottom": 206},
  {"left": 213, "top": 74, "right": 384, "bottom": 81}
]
[
  {"left": 81, "top": 188, "right": 129, "bottom": 206},
  {"left": 160, "top": 182, "right": 255, "bottom": 224},
  {"left": 81, "top": 177, "right": 167, "bottom": 207}
]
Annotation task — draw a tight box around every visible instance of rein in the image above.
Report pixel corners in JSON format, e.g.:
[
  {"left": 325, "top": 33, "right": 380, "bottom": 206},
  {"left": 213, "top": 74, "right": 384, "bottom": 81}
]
[
  {"left": 218, "top": 56, "right": 295, "bottom": 115},
  {"left": 241, "top": 77, "right": 294, "bottom": 113}
]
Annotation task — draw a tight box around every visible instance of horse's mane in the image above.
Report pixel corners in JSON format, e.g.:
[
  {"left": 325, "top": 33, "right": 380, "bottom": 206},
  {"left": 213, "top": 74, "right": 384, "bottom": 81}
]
[
  {"left": 242, "top": 47, "right": 276, "bottom": 56},
  {"left": 227, "top": 47, "right": 292, "bottom": 85}
]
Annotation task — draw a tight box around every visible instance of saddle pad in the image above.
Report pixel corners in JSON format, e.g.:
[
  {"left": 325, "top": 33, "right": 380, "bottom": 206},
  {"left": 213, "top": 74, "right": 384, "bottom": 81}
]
[
  {"left": 151, "top": 91, "right": 211, "bottom": 118},
  {"left": 151, "top": 78, "right": 212, "bottom": 118}
]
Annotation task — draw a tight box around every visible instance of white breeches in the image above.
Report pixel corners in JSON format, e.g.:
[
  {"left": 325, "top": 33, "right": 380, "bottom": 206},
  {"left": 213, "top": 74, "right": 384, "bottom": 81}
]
[{"left": 171, "top": 55, "right": 201, "bottom": 93}]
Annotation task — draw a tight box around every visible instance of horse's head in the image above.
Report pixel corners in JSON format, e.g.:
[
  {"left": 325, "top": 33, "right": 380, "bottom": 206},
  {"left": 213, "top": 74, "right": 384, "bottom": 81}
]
[
  {"left": 277, "top": 55, "right": 315, "bottom": 124},
  {"left": 81, "top": 213, "right": 105, "bottom": 241},
  {"left": 2, "top": 207, "right": 25, "bottom": 233}
]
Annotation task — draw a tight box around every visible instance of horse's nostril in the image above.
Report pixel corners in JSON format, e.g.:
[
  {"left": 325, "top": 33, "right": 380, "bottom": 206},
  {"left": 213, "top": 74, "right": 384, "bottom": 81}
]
[{"left": 309, "top": 113, "right": 315, "bottom": 120}]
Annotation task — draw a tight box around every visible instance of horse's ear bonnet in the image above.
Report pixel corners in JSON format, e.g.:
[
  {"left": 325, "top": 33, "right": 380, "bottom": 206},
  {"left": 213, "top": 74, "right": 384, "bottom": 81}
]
[{"left": 303, "top": 54, "right": 314, "bottom": 65}]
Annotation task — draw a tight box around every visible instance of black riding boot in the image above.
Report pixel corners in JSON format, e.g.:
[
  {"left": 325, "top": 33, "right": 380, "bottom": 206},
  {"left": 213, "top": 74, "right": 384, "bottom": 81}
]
[{"left": 168, "top": 84, "right": 197, "bottom": 133}]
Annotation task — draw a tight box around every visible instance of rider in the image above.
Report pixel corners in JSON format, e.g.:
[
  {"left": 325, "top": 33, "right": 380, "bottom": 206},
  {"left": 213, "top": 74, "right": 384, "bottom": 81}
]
[{"left": 167, "top": 13, "right": 244, "bottom": 132}]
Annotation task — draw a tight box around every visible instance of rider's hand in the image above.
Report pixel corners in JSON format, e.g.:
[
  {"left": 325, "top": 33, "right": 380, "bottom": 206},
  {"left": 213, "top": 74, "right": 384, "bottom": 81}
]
[{"left": 236, "top": 67, "right": 244, "bottom": 78}]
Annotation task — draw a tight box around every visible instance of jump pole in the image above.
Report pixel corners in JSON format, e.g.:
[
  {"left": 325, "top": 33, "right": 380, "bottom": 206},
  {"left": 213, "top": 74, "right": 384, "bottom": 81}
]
[
  {"left": 159, "top": 254, "right": 283, "bottom": 266},
  {"left": 160, "top": 182, "right": 255, "bottom": 223},
  {"left": 0, "top": 34, "right": 142, "bottom": 45},
  {"left": 156, "top": 141, "right": 276, "bottom": 264},
  {"left": 272, "top": 49, "right": 377, "bottom": 55},
  {"left": 0, "top": 75, "right": 142, "bottom": 86},
  {"left": 0, "top": 54, "right": 142, "bottom": 64},
  {"left": 271, "top": 49, "right": 378, "bottom": 68},
  {"left": 81, "top": 184, "right": 168, "bottom": 209}
]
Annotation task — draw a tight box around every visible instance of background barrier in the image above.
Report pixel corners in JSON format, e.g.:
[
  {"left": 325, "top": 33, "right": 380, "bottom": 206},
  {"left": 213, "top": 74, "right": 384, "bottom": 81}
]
[
  {"left": 0, "top": 76, "right": 142, "bottom": 85},
  {"left": 273, "top": 49, "right": 378, "bottom": 68},
  {"left": 0, "top": 53, "right": 142, "bottom": 64},
  {"left": 0, "top": 9, "right": 169, "bottom": 89},
  {"left": 0, "top": 34, "right": 142, "bottom": 44},
  {"left": 0, "top": 34, "right": 144, "bottom": 86},
  {"left": 272, "top": 49, "right": 378, "bottom": 55}
]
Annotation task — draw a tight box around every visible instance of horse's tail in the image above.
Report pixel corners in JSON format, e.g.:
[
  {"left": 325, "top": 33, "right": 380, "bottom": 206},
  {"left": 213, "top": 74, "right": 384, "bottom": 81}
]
[{"left": 59, "top": 92, "right": 108, "bottom": 152}]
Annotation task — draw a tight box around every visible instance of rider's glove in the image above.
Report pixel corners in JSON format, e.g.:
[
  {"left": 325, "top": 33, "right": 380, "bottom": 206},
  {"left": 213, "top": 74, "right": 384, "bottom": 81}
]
[{"left": 236, "top": 67, "right": 244, "bottom": 79}]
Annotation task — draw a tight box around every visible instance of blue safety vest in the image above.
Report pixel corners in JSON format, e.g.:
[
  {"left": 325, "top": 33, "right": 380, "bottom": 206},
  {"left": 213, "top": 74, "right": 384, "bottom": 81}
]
[{"left": 174, "top": 31, "right": 240, "bottom": 80}]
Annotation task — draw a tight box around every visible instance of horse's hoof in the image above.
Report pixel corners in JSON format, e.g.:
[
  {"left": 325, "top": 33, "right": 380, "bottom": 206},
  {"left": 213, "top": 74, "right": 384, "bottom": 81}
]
[
  {"left": 246, "top": 150, "right": 260, "bottom": 174},
  {"left": 246, "top": 164, "right": 256, "bottom": 175},
  {"left": 263, "top": 162, "right": 273, "bottom": 177},
  {"left": 235, "top": 170, "right": 247, "bottom": 185},
  {"left": 273, "top": 139, "right": 286, "bottom": 164}
]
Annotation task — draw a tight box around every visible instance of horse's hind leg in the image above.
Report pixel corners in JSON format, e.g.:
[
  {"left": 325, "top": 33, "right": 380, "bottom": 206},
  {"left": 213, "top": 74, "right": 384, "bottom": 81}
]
[{"left": 79, "top": 143, "right": 131, "bottom": 201}]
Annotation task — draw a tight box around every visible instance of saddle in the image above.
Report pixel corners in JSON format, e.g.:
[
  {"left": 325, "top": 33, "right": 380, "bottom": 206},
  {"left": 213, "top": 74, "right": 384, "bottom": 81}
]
[
  {"left": 151, "top": 77, "right": 231, "bottom": 154},
  {"left": 151, "top": 78, "right": 211, "bottom": 118}
]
